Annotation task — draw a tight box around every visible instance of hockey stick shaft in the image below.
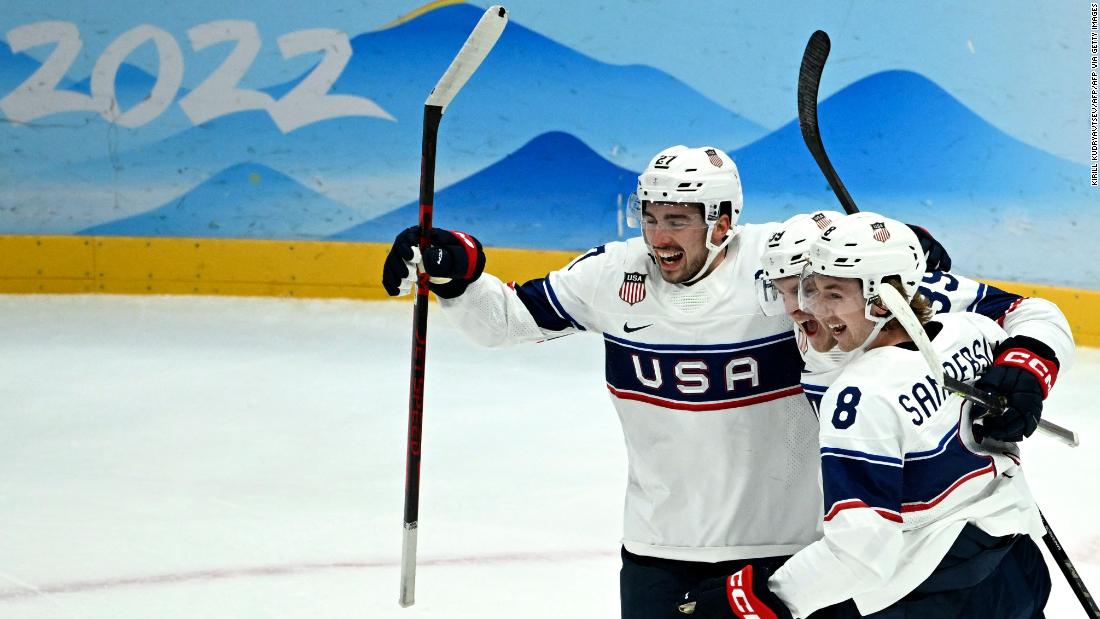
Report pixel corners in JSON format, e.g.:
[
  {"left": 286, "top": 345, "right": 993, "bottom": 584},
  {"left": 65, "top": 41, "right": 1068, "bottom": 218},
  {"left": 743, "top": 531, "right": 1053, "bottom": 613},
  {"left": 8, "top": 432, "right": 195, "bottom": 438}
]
[
  {"left": 1041, "top": 511, "right": 1100, "bottom": 618},
  {"left": 401, "top": 104, "right": 439, "bottom": 610},
  {"left": 401, "top": 6, "right": 508, "bottom": 609},
  {"left": 797, "top": 30, "right": 858, "bottom": 215}
]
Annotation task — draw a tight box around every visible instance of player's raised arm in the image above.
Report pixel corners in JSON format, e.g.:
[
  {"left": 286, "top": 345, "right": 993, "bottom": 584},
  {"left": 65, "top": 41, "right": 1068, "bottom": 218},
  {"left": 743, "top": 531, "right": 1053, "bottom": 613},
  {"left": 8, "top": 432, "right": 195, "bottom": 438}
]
[{"left": 381, "top": 223, "right": 610, "bottom": 346}]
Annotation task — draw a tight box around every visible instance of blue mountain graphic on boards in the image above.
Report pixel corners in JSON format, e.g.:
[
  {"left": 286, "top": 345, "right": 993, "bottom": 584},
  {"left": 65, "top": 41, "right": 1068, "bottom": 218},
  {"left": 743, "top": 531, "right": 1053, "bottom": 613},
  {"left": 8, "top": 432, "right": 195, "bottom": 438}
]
[
  {"left": 339, "top": 3, "right": 764, "bottom": 170},
  {"left": 331, "top": 131, "right": 637, "bottom": 251},
  {"left": 3, "top": 8, "right": 1093, "bottom": 287},
  {"left": 732, "top": 70, "right": 1089, "bottom": 217},
  {"left": 728, "top": 70, "right": 1091, "bottom": 286},
  {"left": 81, "top": 163, "right": 361, "bottom": 239},
  {"left": 3, "top": 2, "right": 763, "bottom": 202}
]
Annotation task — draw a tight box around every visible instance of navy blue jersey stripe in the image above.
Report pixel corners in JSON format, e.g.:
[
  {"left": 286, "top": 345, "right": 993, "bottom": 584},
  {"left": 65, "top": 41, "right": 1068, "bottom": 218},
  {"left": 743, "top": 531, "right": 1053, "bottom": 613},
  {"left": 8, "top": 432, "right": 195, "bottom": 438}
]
[
  {"left": 972, "top": 283, "right": 1021, "bottom": 319},
  {"left": 905, "top": 425, "right": 957, "bottom": 460},
  {"left": 821, "top": 447, "right": 903, "bottom": 467},
  {"left": 801, "top": 383, "right": 828, "bottom": 418},
  {"left": 966, "top": 283, "right": 987, "bottom": 312},
  {"left": 513, "top": 278, "right": 576, "bottom": 332},
  {"left": 902, "top": 463, "right": 994, "bottom": 513},
  {"left": 901, "top": 425, "right": 993, "bottom": 505},
  {"left": 565, "top": 245, "right": 605, "bottom": 271},
  {"left": 822, "top": 451, "right": 903, "bottom": 519},
  {"left": 543, "top": 278, "right": 585, "bottom": 331},
  {"left": 604, "top": 333, "right": 801, "bottom": 407},
  {"left": 604, "top": 330, "right": 793, "bottom": 353}
]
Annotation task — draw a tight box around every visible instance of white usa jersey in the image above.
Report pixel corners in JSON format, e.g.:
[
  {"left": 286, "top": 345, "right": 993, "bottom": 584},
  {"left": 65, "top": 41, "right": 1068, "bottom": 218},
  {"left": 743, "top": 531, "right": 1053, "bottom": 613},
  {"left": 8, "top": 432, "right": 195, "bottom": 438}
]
[
  {"left": 769, "top": 313, "right": 1046, "bottom": 617},
  {"left": 439, "top": 225, "right": 822, "bottom": 562},
  {"left": 796, "top": 270, "right": 1075, "bottom": 418}
]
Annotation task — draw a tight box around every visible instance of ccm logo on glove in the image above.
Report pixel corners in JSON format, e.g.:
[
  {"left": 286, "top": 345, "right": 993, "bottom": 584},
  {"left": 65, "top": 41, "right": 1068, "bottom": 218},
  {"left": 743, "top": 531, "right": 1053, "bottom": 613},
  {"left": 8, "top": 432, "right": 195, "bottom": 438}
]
[
  {"left": 726, "top": 567, "right": 780, "bottom": 619},
  {"left": 996, "top": 348, "right": 1058, "bottom": 397}
]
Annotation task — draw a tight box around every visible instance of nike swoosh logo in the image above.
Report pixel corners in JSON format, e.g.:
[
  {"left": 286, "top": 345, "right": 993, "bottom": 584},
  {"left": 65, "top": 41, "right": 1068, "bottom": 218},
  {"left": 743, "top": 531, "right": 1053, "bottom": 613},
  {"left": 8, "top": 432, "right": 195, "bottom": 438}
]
[{"left": 623, "top": 323, "right": 653, "bottom": 333}]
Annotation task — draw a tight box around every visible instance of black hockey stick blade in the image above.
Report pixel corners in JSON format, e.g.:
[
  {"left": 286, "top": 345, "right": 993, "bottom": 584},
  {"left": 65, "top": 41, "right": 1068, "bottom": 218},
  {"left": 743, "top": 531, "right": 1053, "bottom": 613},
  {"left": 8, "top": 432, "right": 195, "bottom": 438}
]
[{"left": 797, "top": 30, "right": 859, "bottom": 214}]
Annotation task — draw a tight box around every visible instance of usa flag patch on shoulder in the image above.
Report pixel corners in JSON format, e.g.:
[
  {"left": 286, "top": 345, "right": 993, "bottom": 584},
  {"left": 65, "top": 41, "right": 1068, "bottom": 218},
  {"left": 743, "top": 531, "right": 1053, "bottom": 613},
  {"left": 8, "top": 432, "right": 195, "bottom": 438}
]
[{"left": 619, "top": 272, "right": 647, "bottom": 305}]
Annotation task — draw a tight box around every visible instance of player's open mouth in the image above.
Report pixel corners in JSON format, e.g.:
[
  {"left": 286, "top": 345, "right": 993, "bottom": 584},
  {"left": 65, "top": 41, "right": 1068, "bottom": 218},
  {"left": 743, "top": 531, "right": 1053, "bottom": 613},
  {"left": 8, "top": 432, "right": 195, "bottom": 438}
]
[
  {"left": 654, "top": 249, "right": 684, "bottom": 269},
  {"left": 828, "top": 323, "right": 847, "bottom": 337},
  {"left": 800, "top": 319, "right": 820, "bottom": 336}
]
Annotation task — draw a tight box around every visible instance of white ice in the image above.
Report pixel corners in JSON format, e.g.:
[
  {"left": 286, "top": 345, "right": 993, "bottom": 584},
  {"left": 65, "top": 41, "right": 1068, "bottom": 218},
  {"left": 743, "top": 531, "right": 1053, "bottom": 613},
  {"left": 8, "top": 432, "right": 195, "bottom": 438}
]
[{"left": 0, "top": 294, "right": 1096, "bottom": 618}]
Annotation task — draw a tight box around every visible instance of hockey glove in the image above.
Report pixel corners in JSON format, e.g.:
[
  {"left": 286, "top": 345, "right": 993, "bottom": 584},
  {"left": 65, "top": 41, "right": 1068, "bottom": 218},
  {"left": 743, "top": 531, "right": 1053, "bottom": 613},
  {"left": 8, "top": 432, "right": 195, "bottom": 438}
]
[
  {"left": 907, "top": 224, "right": 952, "bottom": 272},
  {"left": 679, "top": 565, "right": 792, "bottom": 619},
  {"left": 381, "top": 226, "right": 486, "bottom": 299},
  {"left": 973, "top": 336, "right": 1060, "bottom": 442}
]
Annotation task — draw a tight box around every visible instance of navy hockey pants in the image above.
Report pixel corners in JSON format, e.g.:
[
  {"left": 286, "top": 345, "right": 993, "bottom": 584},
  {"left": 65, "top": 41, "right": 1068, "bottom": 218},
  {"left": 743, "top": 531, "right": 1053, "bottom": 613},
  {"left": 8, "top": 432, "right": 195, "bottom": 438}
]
[
  {"left": 619, "top": 547, "right": 856, "bottom": 619},
  {"left": 850, "top": 525, "right": 1051, "bottom": 619}
]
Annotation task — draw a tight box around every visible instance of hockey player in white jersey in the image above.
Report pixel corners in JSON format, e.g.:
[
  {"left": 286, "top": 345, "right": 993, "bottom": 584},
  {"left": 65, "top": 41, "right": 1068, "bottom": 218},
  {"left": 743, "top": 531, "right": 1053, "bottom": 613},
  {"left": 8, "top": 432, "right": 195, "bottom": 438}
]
[
  {"left": 383, "top": 145, "right": 875, "bottom": 618},
  {"left": 681, "top": 215, "right": 1053, "bottom": 618},
  {"left": 758, "top": 211, "right": 1073, "bottom": 439}
]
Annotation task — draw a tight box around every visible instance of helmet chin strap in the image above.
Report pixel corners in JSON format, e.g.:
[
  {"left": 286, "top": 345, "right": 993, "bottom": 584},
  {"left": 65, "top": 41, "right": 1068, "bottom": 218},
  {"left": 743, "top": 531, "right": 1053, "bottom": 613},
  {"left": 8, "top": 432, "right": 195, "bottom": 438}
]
[
  {"left": 838, "top": 296, "right": 892, "bottom": 362},
  {"left": 683, "top": 226, "right": 738, "bottom": 285}
]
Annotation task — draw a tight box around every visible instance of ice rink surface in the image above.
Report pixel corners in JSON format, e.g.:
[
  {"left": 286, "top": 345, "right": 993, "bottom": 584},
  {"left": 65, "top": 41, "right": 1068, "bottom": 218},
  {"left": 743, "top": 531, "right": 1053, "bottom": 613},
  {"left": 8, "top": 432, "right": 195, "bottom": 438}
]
[{"left": 1, "top": 294, "right": 1097, "bottom": 618}]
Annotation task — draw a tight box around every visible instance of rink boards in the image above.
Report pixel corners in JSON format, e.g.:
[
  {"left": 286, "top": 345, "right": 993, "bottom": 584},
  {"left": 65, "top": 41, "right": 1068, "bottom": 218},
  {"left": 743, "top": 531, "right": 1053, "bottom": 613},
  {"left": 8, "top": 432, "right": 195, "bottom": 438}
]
[{"left": 0, "top": 234, "right": 1097, "bottom": 346}]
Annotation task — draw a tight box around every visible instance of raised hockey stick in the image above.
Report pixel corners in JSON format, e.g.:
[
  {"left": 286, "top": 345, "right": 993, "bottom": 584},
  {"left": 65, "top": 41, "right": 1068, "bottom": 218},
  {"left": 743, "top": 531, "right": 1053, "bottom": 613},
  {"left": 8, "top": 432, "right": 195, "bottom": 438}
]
[
  {"left": 799, "top": 29, "right": 1094, "bottom": 614},
  {"left": 877, "top": 286, "right": 1098, "bottom": 618},
  {"left": 401, "top": 6, "right": 508, "bottom": 608},
  {"left": 797, "top": 30, "right": 858, "bottom": 215},
  {"left": 796, "top": 29, "right": 1077, "bottom": 447}
]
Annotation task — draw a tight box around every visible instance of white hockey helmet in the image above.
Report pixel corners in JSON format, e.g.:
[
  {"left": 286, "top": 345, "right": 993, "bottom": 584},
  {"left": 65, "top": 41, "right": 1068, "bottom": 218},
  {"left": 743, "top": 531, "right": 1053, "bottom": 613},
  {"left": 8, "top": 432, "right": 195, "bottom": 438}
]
[
  {"left": 808, "top": 212, "right": 923, "bottom": 302},
  {"left": 635, "top": 145, "right": 743, "bottom": 226},
  {"left": 631, "top": 145, "right": 743, "bottom": 283},
  {"left": 761, "top": 210, "right": 844, "bottom": 281}
]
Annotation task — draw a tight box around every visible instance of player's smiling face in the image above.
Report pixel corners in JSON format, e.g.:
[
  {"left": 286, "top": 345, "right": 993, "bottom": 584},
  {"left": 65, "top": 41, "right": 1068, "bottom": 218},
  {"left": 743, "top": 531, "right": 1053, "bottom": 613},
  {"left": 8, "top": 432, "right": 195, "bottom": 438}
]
[
  {"left": 812, "top": 275, "right": 874, "bottom": 352},
  {"left": 773, "top": 276, "right": 835, "bottom": 352},
  {"left": 642, "top": 202, "right": 726, "bottom": 284}
]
